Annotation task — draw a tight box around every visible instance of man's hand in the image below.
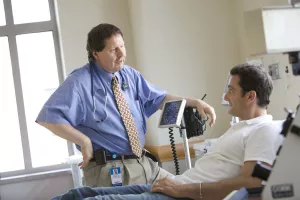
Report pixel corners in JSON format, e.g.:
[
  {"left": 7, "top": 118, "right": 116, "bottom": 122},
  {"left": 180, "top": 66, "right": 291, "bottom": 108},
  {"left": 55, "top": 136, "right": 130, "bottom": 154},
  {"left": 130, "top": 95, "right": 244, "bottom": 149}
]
[
  {"left": 78, "top": 138, "right": 93, "bottom": 169},
  {"left": 160, "top": 94, "right": 217, "bottom": 127},
  {"left": 150, "top": 178, "right": 184, "bottom": 198},
  {"left": 196, "top": 99, "right": 216, "bottom": 127}
]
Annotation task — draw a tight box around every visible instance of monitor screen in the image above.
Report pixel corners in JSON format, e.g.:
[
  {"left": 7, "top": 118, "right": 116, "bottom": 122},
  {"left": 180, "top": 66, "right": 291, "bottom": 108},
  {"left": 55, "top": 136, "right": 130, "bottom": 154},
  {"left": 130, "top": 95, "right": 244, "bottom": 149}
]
[{"left": 158, "top": 99, "right": 186, "bottom": 128}]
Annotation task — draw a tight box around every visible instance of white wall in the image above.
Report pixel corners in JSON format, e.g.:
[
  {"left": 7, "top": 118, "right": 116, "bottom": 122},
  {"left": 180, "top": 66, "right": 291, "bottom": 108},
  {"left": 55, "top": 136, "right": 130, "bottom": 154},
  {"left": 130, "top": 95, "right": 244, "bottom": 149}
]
[
  {"left": 55, "top": 0, "right": 136, "bottom": 75},
  {"left": 0, "top": 174, "right": 73, "bottom": 200},
  {"left": 235, "top": 0, "right": 300, "bottom": 120},
  {"left": 128, "top": 0, "right": 240, "bottom": 144}
]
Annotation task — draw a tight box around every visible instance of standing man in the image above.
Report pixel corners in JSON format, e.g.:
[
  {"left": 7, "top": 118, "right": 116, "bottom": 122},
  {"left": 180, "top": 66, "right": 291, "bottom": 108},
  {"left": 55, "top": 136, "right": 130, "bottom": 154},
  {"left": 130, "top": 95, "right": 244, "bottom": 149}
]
[{"left": 36, "top": 23, "right": 216, "bottom": 187}]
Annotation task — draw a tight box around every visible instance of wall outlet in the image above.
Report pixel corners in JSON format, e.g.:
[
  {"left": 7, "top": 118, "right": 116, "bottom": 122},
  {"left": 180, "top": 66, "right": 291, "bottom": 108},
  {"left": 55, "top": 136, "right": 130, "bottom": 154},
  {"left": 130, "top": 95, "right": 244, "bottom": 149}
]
[{"left": 268, "top": 63, "right": 281, "bottom": 80}]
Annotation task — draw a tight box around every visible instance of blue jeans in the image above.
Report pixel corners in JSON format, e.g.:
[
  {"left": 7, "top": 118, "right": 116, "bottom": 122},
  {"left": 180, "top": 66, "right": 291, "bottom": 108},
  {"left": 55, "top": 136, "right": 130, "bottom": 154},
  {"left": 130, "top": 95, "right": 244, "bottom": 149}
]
[{"left": 51, "top": 184, "right": 191, "bottom": 200}]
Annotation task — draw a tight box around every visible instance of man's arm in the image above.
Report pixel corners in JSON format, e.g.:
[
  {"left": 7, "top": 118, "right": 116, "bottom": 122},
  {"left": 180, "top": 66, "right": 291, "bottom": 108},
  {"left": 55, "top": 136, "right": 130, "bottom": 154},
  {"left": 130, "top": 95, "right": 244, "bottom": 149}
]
[
  {"left": 160, "top": 94, "right": 216, "bottom": 127},
  {"left": 152, "top": 161, "right": 269, "bottom": 200},
  {"left": 37, "top": 122, "right": 93, "bottom": 168}
]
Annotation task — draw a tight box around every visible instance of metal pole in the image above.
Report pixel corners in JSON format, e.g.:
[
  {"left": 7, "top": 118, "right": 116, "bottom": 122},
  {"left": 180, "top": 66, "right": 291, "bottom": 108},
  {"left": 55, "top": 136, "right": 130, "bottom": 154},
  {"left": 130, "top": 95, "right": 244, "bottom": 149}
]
[{"left": 181, "top": 116, "right": 192, "bottom": 169}]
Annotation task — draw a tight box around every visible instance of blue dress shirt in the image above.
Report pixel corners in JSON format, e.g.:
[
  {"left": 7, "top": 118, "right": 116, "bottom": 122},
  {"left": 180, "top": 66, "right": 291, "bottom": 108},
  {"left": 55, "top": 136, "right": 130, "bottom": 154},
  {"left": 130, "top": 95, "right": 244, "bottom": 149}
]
[{"left": 36, "top": 62, "right": 166, "bottom": 155}]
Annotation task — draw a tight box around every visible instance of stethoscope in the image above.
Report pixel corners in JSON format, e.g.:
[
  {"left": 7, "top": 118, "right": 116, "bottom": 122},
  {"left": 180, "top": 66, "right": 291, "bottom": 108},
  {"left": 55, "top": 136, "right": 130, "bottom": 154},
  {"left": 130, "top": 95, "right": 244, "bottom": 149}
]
[{"left": 90, "top": 62, "right": 129, "bottom": 122}]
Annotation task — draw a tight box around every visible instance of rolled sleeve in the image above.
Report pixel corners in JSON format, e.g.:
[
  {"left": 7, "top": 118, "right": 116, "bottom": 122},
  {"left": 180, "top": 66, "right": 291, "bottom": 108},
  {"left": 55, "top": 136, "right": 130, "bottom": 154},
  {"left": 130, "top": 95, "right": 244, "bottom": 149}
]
[
  {"left": 36, "top": 77, "right": 84, "bottom": 126},
  {"left": 137, "top": 73, "right": 166, "bottom": 118},
  {"left": 244, "top": 124, "right": 280, "bottom": 165}
]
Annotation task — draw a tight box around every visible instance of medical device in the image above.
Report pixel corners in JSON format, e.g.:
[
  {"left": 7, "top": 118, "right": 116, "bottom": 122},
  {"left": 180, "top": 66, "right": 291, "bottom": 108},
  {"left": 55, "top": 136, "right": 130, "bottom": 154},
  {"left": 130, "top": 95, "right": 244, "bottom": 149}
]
[
  {"left": 158, "top": 97, "right": 208, "bottom": 174},
  {"left": 158, "top": 100, "right": 186, "bottom": 128},
  {"left": 228, "top": 3, "right": 300, "bottom": 200},
  {"left": 248, "top": 4, "right": 300, "bottom": 200}
]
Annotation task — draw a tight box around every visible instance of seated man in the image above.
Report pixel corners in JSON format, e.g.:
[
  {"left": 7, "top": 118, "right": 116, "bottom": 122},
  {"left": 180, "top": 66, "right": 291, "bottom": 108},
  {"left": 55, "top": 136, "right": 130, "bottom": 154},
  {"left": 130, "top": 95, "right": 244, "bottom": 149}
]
[{"left": 52, "top": 63, "right": 282, "bottom": 200}]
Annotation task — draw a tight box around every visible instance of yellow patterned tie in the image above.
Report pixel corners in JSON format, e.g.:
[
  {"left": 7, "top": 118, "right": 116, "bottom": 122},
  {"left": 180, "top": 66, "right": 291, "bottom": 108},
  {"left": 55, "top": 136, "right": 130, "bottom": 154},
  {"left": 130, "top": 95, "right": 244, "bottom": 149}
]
[{"left": 112, "top": 75, "right": 142, "bottom": 157}]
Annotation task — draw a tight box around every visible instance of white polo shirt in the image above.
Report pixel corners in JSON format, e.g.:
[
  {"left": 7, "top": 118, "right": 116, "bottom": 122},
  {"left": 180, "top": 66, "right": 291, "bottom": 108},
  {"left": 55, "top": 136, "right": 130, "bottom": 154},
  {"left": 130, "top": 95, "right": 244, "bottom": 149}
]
[{"left": 173, "top": 115, "right": 283, "bottom": 183}]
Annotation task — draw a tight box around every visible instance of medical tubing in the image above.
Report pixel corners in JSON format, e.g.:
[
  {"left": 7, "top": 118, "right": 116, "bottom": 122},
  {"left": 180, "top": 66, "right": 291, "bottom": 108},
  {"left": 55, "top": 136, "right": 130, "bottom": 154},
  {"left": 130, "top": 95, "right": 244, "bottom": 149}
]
[{"left": 169, "top": 127, "right": 180, "bottom": 175}]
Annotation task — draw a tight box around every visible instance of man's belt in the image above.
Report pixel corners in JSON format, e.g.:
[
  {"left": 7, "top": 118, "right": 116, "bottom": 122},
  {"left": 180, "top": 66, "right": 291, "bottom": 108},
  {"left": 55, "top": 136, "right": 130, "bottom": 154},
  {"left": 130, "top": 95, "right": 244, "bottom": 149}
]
[{"left": 90, "top": 149, "right": 157, "bottom": 165}]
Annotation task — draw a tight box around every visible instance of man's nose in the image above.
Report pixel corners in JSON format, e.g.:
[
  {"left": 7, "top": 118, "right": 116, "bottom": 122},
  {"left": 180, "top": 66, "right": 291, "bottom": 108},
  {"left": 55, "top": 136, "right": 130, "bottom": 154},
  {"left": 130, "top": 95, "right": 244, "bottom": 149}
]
[
  {"left": 117, "top": 48, "right": 125, "bottom": 57},
  {"left": 224, "top": 93, "right": 229, "bottom": 101}
]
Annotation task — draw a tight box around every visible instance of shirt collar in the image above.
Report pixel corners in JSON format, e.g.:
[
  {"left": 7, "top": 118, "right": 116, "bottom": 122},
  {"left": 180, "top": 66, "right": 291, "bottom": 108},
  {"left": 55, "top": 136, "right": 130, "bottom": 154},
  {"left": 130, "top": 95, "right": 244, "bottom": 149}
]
[
  {"left": 243, "top": 114, "right": 273, "bottom": 125},
  {"left": 93, "top": 61, "right": 121, "bottom": 83}
]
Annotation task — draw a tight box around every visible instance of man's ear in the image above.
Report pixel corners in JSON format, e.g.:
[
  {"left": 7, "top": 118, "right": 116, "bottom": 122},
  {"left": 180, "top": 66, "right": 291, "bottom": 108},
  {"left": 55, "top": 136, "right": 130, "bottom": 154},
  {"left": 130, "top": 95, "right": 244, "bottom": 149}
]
[
  {"left": 247, "top": 91, "right": 257, "bottom": 104},
  {"left": 93, "top": 51, "right": 98, "bottom": 60}
]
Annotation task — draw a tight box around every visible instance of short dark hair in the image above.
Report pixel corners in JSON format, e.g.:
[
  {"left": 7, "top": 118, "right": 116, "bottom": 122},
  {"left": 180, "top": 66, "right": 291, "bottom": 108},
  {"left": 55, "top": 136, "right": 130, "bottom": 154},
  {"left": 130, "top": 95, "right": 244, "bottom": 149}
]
[
  {"left": 86, "top": 23, "right": 123, "bottom": 62},
  {"left": 230, "top": 63, "right": 273, "bottom": 108}
]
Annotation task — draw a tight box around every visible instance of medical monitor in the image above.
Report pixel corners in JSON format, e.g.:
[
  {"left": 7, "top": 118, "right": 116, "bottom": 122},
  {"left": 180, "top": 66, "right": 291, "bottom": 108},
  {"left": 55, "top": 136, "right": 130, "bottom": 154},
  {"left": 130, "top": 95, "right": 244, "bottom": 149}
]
[{"left": 158, "top": 99, "right": 186, "bottom": 128}]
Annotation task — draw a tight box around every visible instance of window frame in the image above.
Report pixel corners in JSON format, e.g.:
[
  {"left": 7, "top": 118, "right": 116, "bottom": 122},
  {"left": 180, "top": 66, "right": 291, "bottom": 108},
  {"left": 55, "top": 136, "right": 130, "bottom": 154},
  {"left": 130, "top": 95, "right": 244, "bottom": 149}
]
[{"left": 0, "top": 0, "right": 74, "bottom": 179}]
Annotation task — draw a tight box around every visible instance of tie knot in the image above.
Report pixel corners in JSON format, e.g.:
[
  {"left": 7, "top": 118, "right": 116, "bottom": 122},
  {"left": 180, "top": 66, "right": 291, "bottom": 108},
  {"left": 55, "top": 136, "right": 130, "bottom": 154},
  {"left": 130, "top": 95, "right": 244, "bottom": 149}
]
[{"left": 112, "top": 75, "right": 118, "bottom": 85}]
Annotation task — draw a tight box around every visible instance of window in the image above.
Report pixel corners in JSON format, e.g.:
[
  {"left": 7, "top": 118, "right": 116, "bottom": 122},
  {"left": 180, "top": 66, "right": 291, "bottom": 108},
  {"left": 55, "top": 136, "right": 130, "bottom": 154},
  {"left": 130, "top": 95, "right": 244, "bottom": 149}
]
[
  {"left": 0, "top": 0, "right": 70, "bottom": 178},
  {"left": 0, "top": 37, "right": 24, "bottom": 172},
  {"left": 11, "top": 0, "right": 50, "bottom": 24},
  {"left": 0, "top": 0, "right": 5, "bottom": 26}
]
